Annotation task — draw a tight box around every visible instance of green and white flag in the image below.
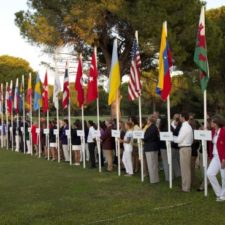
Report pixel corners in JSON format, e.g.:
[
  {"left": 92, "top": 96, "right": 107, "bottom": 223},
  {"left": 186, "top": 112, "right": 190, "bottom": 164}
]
[{"left": 194, "top": 6, "right": 209, "bottom": 92}]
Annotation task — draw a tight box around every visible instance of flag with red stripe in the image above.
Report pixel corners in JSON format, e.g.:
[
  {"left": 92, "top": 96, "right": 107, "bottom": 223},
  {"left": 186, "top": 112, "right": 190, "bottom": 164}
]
[
  {"left": 75, "top": 57, "right": 84, "bottom": 108},
  {"left": 42, "top": 71, "right": 49, "bottom": 113},
  {"left": 128, "top": 39, "right": 142, "bottom": 101},
  {"left": 62, "top": 63, "right": 70, "bottom": 109}
]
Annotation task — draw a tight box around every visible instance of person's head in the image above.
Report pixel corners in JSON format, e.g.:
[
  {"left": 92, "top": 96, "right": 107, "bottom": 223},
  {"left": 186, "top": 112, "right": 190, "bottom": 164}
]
[
  {"left": 174, "top": 116, "right": 181, "bottom": 127},
  {"left": 105, "top": 119, "right": 112, "bottom": 128},
  {"left": 180, "top": 112, "right": 189, "bottom": 123},
  {"left": 125, "top": 121, "right": 133, "bottom": 131},
  {"left": 147, "top": 114, "right": 157, "bottom": 125},
  {"left": 153, "top": 111, "right": 160, "bottom": 119},
  {"left": 211, "top": 115, "right": 225, "bottom": 129},
  {"left": 74, "top": 119, "right": 81, "bottom": 129},
  {"left": 88, "top": 120, "right": 94, "bottom": 128},
  {"left": 173, "top": 113, "right": 180, "bottom": 121},
  {"left": 63, "top": 119, "right": 68, "bottom": 126},
  {"left": 120, "top": 121, "right": 125, "bottom": 130},
  {"left": 128, "top": 116, "right": 138, "bottom": 126},
  {"left": 159, "top": 117, "right": 167, "bottom": 132},
  {"left": 100, "top": 121, "right": 106, "bottom": 130}
]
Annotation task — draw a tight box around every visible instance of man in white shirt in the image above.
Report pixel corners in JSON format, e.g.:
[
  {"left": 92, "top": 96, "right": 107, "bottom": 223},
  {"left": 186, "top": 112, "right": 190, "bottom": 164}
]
[{"left": 176, "top": 112, "right": 193, "bottom": 192}]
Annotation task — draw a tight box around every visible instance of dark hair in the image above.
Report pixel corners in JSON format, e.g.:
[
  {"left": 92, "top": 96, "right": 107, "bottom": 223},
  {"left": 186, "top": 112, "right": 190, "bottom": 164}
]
[
  {"left": 212, "top": 115, "right": 225, "bottom": 128},
  {"left": 129, "top": 116, "right": 139, "bottom": 125},
  {"left": 74, "top": 119, "right": 82, "bottom": 129},
  {"left": 159, "top": 117, "right": 168, "bottom": 132},
  {"left": 181, "top": 112, "right": 189, "bottom": 121},
  {"left": 63, "top": 119, "right": 68, "bottom": 125},
  {"left": 125, "top": 121, "right": 133, "bottom": 129},
  {"left": 88, "top": 120, "right": 94, "bottom": 127}
]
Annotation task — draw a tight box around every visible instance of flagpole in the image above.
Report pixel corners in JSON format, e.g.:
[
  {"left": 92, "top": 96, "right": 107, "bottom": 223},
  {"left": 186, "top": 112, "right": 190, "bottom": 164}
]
[
  {"left": 94, "top": 46, "right": 101, "bottom": 173},
  {"left": 47, "top": 109, "right": 50, "bottom": 160},
  {"left": 22, "top": 75, "right": 26, "bottom": 154},
  {"left": 202, "top": 90, "right": 208, "bottom": 196},
  {"left": 11, "top": 110, "right": 14, "bottom": 151},
  {"left": 30, "top": 73, "right": 33, "bottom": 155},
  {"left": 6, "top": 82, "right": 9, "bottom": 150},
  {"left": 81, "top": 105, "right": 86, "bottom": 168},
  {"left": 116, "top": 91, "right": 121, "bottom": 176},
  {"left": 167, "top": 95, "right": 172, "bottom": 189},
  {"left": 1, "top": 84, "right": 4, "bottom": 149},
  {"left": 38, "top": 108, "right": 41, "bottom": 158},
  {"left": 57, "top": 99, "right": 60, "bottom": 163},
  {"left": 135, "top": 30, "right": 144, "bottom": 182},
  {"left": 68, "top": 97, "right": 72, "bottom": 165}
]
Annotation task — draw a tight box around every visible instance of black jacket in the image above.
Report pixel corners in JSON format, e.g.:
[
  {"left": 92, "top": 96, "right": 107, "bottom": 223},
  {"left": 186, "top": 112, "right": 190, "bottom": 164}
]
[
  {"left": 144, "top": 124, "right": 160, "bottom": 152},
  {"left": 71, "top": 128, "right": 81, "bottom": 145},
  {"left": 49, "top": 125, "right": 57, "bottom": 143}
]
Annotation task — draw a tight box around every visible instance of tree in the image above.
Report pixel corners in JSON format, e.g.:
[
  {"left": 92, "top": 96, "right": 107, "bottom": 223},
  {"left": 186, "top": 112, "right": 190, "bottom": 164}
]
[{"left": 0, "top": 55, "right": 34, "bottom": 85}]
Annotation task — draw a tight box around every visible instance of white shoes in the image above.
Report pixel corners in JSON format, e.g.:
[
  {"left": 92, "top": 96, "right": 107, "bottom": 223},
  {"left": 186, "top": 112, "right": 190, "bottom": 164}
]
[{"left": 216, "top": 196, "right": 225, "bottom": 202}]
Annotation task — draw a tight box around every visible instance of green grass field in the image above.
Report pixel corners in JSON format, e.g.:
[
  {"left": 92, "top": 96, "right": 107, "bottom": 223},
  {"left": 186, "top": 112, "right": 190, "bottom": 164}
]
[{"left": 0, "top": 149, "right": 225, "bottom": 225}]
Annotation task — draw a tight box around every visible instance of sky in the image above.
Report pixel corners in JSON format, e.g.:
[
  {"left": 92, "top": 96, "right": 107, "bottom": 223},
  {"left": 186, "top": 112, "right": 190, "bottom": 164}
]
[{"left": 0, "top": 0, "right": 224, "bottom": 84}]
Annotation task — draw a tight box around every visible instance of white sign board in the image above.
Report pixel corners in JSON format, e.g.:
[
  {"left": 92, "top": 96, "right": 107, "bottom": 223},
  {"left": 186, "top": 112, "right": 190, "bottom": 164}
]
[
  {"left": 53, "top": 129, "right": 58, "bottom": 135},
  {"left": 194, "top": 130, "right": 212, "bottom": 141},
  {"left": 10, "top": 127, "right": 13, "bottom": 132},
  {"left": 112, "top": 130, "right": 120, "bottom": 138},
  {"left": 93, "top": 130, "right": 101, "bottom": 138},
  {"left": 77, "top": 130, "right": 84, "bottom": 137},
  {"left": 36, "top": 128, "right": 40, "bottom": 134},
  {"left": 160, "top": 132, "right": 174, "bottom": 141},
  {"left": 133, "top": 130, "right": 144, "bottom": 139},
  {"left": 66, "top": 130, "right": 70, "bottom": 137},
  {"left": 44, "top": 129, "right": 49, "bottom": 135}
]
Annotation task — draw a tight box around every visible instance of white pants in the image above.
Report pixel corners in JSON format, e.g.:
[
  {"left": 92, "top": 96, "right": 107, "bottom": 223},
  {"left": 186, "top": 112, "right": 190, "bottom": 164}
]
[
  {"left": 122, "top": 148, "right": 133, "bottom": 175},
  {"left": 26, "top": 140, "right": 31, "bottom": 154},
  {"left": 15, "top": 135, "right": 20, "bottom": 152},
  {"left": 207, "top": 155, "right": 225, "bottom": 197},
  {"left": 62, "top": 145, "right": 70, "bottom": 162}
]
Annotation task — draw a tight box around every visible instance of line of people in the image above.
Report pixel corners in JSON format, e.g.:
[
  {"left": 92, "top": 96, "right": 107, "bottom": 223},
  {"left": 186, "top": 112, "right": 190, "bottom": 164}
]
[{"left": 1, "top": 112, "right": 225, "bottom": 201}]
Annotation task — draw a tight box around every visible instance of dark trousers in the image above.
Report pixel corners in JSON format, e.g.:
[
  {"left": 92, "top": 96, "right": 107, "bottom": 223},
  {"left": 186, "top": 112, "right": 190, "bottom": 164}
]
[{"left": 88, "top": 142, "right": 96, "bottom": 168}]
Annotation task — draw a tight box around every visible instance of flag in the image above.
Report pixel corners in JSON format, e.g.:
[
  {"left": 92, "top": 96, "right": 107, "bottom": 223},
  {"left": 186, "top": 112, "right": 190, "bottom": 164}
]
[
  {"left": 5, "top": 82, "right": 8, "bottom": 114},
  {"left": 0, "top": 83, "right": 3, "bottom": 114},
  {"left": 14, "top": 78, "right": 19, "bottom": 114},
  {"left": 26, "top": 73, "right": 32, "bottom": 110},
  {"left": 156, "top": 21, "right": 172, "bottom": 101},
  {"left": 6, "top": 81, "right": 13, "bottom": 114},
  {"left": 128, "top": 38, "right": 142, "bottom": 101},
  {"left": 62, "top": 63, "right": 70, "bottom": 109},
  {"left": 86, "top": 51, "right": 98, "bottom": 104},
  {"left": 19, "top": 77, "right": 24, "bottom": 113},
  {"left": 194, "top": 6, "right": 209, "bottom": 92},
  {"left": 42, "top": 71, "right": 49, "bottom": 113},
  {"left": 108, "top": 39, "right": 121, "bottom": 105},
  {"left": 53, "top": 74, "right": 61, "bottom": 109},
  {"left": 75, "top": 56, "right": 84, "bottom": 108},
  {"left": 33, "top": 73, "right": 42, "bottom": 111}
]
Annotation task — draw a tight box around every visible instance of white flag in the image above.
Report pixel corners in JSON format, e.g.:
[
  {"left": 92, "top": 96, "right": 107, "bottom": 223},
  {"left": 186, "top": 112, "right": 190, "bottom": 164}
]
[{"left": 53, "top": 75, "right": 61, "bottom": 109}]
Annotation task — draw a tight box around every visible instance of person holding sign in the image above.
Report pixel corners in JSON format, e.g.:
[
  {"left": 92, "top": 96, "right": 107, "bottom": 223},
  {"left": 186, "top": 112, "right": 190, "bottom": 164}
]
[
  {"left": 120, "top": 121, "right": 134, "bottom": 176},
  {"left": 176, "top": 112, "right": 193, "bottom": 192},
  {"left": 207, "top": 115, "right": 225, "bottom": 201},
  {"left": 143, "top": 115, "right": 160, "bottom": 184}
]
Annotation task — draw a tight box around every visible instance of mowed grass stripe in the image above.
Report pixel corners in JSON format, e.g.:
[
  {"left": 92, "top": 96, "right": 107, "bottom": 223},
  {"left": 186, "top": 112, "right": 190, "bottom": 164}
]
[{"left": 0, "top": 150, "right": 225, "bottom": 225}]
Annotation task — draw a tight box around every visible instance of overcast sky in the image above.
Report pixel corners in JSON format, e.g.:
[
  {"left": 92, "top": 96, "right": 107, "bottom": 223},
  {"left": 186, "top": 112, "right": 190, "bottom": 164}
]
[{"left": 0, "top": 0, "right": 224, "bottom": 84}]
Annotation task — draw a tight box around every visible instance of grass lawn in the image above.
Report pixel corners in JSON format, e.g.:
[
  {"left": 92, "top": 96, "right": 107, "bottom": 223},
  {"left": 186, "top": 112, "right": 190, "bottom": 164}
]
[{"left": 0, "top": 150, "right": 225, "bottom": 225}]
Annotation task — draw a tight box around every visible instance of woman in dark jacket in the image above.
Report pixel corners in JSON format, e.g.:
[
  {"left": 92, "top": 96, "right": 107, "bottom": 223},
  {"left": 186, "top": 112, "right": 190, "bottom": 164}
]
[
  {"left": 49, "top": 120, "right": 57, "bottom": 161},
  {"left": 144, "top": 115, "right": 160, "bottom": 184},
  {"left": 71, "top": 120, "right": 82, "bottom": 166}
]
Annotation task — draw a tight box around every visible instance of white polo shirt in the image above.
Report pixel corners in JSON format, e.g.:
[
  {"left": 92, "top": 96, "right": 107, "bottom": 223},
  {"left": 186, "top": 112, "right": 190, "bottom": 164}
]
[{"left": 177, "top": 121, "right": 193, "bottom": 147}]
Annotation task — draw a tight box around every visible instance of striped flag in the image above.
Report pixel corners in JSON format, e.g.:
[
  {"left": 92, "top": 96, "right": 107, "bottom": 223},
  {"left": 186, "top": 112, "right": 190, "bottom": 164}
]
[
  {"left": 26, "top": 73, "right": 32, "bottom": 110},
  {"left": 33, "top": 73, "right": 42, "bottom": 111},
  {"left": 156, "top": 21, "right": 172, "bottom": 101},
  {"left": 75, "top": 56, "right": 84, "bottom": 108},
  {"left": 128, "top": 39, "right": 142, "bottom": 101},
  {"left": 62, "top": 63, "right": 70, "bottom": 109},
  {"left": 108, "top": 39, "right": 121, "bottom": 105},
  {"left": 14, "top": 78, "right": 20, "bottom": 114},
  {"left": 42, "top": 71, "right": 49, "bottom": 113}
]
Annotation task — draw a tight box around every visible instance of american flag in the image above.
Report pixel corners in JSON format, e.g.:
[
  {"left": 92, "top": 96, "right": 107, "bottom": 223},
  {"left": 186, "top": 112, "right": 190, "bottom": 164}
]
[
  {"left": 128, "top": 39, "right": 142, "bottom": 101},
  {"left": 62, "top": 63, "right": 70, "bottom": 109}
]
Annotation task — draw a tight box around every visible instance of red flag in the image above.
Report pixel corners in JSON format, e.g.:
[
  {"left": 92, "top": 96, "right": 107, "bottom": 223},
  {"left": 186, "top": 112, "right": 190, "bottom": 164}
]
[
  {"left": 42, "top": 71, "right": 49, "bottom": 113},
  {"left": 75, "top": 57, "right": 84, "bottom": 108},
  {"left": 62, "top": 63, "right": 70, "bottom": 109},
  {"left": 86, "top": 51, "right": 98, "bottom": 103}
]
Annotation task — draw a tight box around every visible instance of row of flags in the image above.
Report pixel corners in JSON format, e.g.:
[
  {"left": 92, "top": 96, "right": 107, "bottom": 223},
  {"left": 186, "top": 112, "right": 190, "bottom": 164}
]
[{"left": 0, "top": 6, "right": 208, "bottom": 116}]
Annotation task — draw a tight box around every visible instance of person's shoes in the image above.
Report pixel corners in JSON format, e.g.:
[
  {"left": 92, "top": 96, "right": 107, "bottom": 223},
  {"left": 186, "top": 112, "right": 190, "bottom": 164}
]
[
  {"left": 124, "top": 173, "right": 133, "bottom": 177},
  {"left": 216, "top": 197, "right": 225, "bottom": 202},
  {"left": 74, "top": 163, "right": 80, "bottom": 166},
  {"left": 197, "top": 187, "right": 204, "bottom": 192}
]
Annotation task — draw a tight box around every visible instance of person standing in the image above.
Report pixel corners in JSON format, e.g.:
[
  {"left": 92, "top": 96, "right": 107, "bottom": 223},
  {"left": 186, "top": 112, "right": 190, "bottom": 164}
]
[
  {"left": 143, "top": 115, "right": 160, "bottom": 184},
  {"left": 120, "top": 121, "right": 133, "bottom": 176},
  {"left": 207, "top": 115, "right": 225, "bottom": 201},
  {"left": 60, "top": 119, "right": 69, "bottom": 162},
  {"left": 87, "top": 120, "right": 96, "bottom": 168},
  {"left": 176, "top": 112, "right": 193, "bottom": 192}
]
